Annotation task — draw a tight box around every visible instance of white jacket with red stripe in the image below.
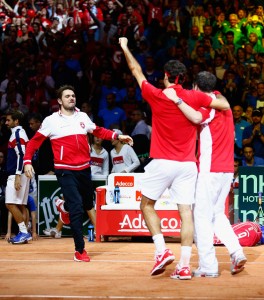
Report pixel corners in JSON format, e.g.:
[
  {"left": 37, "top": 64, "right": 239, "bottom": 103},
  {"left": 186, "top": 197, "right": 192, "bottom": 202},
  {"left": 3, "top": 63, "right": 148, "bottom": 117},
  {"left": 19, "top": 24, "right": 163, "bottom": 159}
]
[{"left": 24, "top": 110, "right": 118, "bottom": 171}]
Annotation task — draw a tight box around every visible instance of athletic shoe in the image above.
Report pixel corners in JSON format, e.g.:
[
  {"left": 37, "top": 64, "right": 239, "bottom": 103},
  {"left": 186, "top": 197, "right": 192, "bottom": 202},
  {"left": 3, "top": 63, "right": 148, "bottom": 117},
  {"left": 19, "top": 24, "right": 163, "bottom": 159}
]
[
  {"left": 192, "top": 267, "right": 219, "bottom": 278},
  {"left": 43, "top": 228, "right": 62, "bottom": 238},
  {"left": 170, "top": 264, "right": 192, "bottom": 280},
  {"left": 150, "top": 249, "right": 175, "bottom": 276},
  {"left": 230, "top": 252, "right": 247, "bottom": 275},
  {"left": 50, "top": 228, "right": 62, "bottom": 238},
  {"left": 11, "top": 231, "right": 31, "bottom": 244},
  {"left": 55, "top": 199, "right": 70, "bottom": 225},
  {"left": 74, "top": 249, "right": 90, "bottom": 262}
]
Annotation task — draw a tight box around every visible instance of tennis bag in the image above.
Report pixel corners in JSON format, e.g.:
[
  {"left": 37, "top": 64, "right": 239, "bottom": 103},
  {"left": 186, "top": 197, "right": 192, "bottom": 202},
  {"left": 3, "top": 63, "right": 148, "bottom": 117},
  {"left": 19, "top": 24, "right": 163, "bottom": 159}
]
[{"left": 213, "top": 221, "right": 262, "bottom": 246}]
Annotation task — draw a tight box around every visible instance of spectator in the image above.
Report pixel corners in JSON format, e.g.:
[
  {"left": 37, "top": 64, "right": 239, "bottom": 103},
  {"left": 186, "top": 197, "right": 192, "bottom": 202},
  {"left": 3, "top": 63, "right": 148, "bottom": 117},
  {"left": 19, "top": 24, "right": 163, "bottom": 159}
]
[
  {"left": 90, "top": 136, "right": 109, "bottom": 176},
  {"left": 110, "top": 129, "right": 140, "bottom": 173},
  {"left": 98, "top": 92, "right": 127, "bottom": 132},
  {"left": 242, "top": 109, "right": 264, "bottom": 158},
  {"left": 0, "top": 79, "right": 23, "bottom": 114},
  {"left": 130, "top": 109, "right": 151, "bottom": 139},
  {"left": 244, "top": 105, "right": 254, "bottom": 123},
  {"left": 222, "top": 13, "right": 246, "bottom": 47},
  {"left": 256, "top": 82, "right": 264, "bottom": 112},
  {"left": 242, "top": 144, "right": 264, "bottom": 166},
  {"left": 233, "top": 105, "right": 251, "bottom": 158}
]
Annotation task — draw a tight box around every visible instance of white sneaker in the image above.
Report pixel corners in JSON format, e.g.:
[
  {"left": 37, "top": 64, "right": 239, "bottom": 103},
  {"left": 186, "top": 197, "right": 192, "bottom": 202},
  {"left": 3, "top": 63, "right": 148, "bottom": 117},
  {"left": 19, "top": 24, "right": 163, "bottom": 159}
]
[
  {"left": 50, "top": 228, "right": 62, "bottom": 239},
  {"left": 43, "top": 228, "right": 62, "bottom": 238},
  {"left": 43, "top": 228, "right": 52, "bottom": 236},
  {"left": 230, "top": 251, "right": 247, "bottom": 275},
  {"left": 193, "top": 267, "right": 219, "bottom": 278}
]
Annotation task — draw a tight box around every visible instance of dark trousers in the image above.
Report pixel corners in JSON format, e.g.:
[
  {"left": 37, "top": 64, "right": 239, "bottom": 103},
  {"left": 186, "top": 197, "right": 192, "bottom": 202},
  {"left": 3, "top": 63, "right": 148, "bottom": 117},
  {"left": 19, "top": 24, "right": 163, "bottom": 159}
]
[{"left": 55, "top": 168, "right": 93, "bottom": 253}]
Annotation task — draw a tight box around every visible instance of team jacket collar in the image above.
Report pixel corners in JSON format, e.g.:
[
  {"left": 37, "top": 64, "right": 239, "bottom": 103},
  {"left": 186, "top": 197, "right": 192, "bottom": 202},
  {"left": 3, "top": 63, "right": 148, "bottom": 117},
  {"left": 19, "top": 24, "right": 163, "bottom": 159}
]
[
  {"left": 11, "top": 125, "right": 22, "bottom": 134},
  {"left": 58, "top": 107, "right": 80, "bottom": 116}
]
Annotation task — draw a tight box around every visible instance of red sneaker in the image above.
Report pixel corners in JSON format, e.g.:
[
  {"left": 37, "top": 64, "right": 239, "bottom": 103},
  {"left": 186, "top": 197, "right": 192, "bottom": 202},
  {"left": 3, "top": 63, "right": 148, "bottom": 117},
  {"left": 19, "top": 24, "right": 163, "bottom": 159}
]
[
  {"left": 55, "top": 199, "right": 70, "bottom": 225},
  {"left": 74, "top": 249, "right": 90, "bottom": 262},
  {"left": 151, "top": 249, "right": 175, "bottom": 276},
  {"left": 170, "top": 264, "right": 192, "bottom": 280}
]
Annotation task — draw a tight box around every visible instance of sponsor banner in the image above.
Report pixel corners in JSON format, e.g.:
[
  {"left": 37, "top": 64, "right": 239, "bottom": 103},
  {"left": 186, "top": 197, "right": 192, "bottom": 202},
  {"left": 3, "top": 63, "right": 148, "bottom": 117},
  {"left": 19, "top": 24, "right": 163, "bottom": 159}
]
[
  {"left": 238, "top": 167, "right": 264, "bottom": 222},
  {"left": 38, "top": 175, "right": 107, "bottom": 236},
  {"left": 98, "top": 210, "right": 181, "bottom": 236}
]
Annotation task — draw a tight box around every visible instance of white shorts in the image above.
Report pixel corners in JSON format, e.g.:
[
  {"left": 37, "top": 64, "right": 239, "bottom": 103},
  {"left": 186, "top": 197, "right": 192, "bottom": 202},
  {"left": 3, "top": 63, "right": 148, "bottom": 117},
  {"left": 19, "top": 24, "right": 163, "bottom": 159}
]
[
  {"left": 141, "top": 159, "right": 197, "bottom": 204},
  {"left": 5, "top": 174, "right": 30, "bottom": 205}
]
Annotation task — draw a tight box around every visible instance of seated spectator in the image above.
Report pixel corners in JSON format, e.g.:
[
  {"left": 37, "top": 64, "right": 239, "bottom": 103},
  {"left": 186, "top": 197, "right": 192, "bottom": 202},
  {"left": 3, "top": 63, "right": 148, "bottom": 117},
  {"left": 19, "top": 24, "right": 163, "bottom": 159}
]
[
  {"left": 97, "top": 70, "right": 121, "bottom": 111},
  {"left": 191, "top": 5, "right": 207, "bottom": 36},
  {"left": 119, "top": 73, "right": 142, "bottom": 102},
  {"left": 110, "top": 129, "right": 140, "bottom": 173},
  {"left": 130, "top": 109, "right": 151, "bottom": 140},
  {"left": 121, "top": 86, "right": 141, "bottom": 119},
  {"left": 247, "top": 32, "right": 264, "bottom": 54},
  {"left": 98, "top": 92, "right": 127, "bottom": 133},
  {"left": 256, "top": 82, "right": 264, "bottom": 112},
  {"left": 242, "top": 109, "right": 264, "bottom": 158},
  {"left": 222, "top": 13, "right": 246, "bottom": 47},
  {"left": 0, "top": 79, "right": 23, "bottom": 114},
  {"left": 90, "top": 136, "right": 109, "bottom": 176},
  {"left": 244, "top": 105, "right": 254, "bottom": 123},
  {"left": 242, "top": 144, "right": 264, "bottom": 166},
  {"left": 242, "top": 14, "right": 264, "bottom": 43},
  {"left": 233, "top": 105, "right": 251, "bottom": 159}
]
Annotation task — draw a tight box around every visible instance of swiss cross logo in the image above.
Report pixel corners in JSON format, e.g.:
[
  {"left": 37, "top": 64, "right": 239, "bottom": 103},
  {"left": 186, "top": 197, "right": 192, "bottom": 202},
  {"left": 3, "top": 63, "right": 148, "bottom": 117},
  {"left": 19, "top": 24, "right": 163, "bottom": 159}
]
[
  {"left": 80, "top": 122, "right": 85, "bottom": 128},
  {"left": 114, "top": 176, "right": 134, "bottom": 187}
]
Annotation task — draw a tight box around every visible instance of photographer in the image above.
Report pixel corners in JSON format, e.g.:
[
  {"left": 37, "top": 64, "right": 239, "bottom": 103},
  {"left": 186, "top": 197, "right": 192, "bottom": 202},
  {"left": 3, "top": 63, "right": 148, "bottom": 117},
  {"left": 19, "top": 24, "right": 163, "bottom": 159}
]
[{"left": 242, "top": 109, "right": 264, "bottom": 159}]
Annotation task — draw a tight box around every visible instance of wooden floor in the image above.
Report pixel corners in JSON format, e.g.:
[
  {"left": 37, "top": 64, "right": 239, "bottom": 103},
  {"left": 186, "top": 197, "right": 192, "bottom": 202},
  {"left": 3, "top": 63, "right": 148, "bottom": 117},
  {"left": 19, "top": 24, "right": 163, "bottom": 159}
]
[{"left": 0, "top": 236, "right": 263, "bottom": 300}]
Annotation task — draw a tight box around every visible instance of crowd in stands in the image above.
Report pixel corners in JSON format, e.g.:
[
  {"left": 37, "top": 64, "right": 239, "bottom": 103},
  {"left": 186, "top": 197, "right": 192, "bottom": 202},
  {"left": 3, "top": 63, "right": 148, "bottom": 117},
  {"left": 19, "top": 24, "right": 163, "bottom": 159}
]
[{"left": 0, "top": 0, "right": 264, "bottom": 163}]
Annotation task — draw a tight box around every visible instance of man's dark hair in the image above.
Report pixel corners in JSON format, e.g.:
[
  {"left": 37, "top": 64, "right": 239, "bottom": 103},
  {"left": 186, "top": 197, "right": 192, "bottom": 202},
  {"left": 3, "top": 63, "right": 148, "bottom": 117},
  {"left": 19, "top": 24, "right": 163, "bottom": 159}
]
[
  {"left": 28, "top": 112, "right": 43, "bottom": 123},
  {"left": 5, "top": 109, "right": 24, "bottom": 124},
  {"left": 56, "top": 85, "right": 75, "bottom": 99},
  {"left": 164, "top": 60, "right": 187, "bottom": 85},
  {"left": 226, "top": 31, "right": 234, "bottom": 37},
  {"left": 194, "top": 71, "right": 217, "bottom": 92}
]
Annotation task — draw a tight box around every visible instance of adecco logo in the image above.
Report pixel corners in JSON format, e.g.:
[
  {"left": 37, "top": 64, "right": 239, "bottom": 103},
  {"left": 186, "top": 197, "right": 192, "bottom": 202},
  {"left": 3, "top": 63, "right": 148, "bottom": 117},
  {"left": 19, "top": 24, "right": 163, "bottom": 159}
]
[{"left": 114, "top": 176, "right": 134, "bottom": 187}]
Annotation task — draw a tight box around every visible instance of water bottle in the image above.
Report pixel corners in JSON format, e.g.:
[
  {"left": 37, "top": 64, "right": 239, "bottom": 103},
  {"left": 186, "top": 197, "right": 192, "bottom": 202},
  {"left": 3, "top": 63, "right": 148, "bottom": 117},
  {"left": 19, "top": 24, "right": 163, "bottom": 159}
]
[
  {"left": 87, "top": 223, "right": 94, "bottom": 242},
  {"left": 114, "top": 185, "right": 120, "bottom": 204}
]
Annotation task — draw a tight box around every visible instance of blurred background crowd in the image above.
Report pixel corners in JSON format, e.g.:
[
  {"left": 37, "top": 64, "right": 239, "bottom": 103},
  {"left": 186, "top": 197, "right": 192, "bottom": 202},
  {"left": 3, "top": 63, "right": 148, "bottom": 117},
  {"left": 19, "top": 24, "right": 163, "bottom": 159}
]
[{"left": 0, "top": 0, "right": 264, "bottom": 159}]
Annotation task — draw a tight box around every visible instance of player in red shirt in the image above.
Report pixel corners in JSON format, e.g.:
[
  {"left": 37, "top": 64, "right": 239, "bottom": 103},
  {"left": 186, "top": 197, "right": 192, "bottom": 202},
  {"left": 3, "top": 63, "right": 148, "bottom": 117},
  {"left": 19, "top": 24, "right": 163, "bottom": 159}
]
[
  {"left": 164, "top": 71, "right": 247, "bottom": 277},
  {"left": 119, "top": 37, "right": 230, "bottom": 279}
]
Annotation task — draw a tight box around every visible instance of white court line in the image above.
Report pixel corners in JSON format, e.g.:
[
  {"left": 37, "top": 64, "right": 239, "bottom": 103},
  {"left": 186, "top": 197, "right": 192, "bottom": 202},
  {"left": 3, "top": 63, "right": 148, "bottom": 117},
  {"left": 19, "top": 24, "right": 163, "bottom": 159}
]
[
  {"left": 0, "top": 296, "right": 262, "bottom": 300},
  {"left": 0, "top": 259, "right": 263, "bottom": 264}
]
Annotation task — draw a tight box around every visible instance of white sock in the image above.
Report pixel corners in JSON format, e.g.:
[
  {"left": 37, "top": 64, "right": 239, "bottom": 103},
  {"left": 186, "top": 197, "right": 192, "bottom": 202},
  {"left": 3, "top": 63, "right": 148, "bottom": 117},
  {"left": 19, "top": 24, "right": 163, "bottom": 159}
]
[
  {"left": 179, "top": 246, "right": 192, "bottom": 267},
  {"left": 18, "top": 222, "right": 28, "bottom": 234},
  {"left": 153, "top": 234, "right": 166, "bottom": 254}
]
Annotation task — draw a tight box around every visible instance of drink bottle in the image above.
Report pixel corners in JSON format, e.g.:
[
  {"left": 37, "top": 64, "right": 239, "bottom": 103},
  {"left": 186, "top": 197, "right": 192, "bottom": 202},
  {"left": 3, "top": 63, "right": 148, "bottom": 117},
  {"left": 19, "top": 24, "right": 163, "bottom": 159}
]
[
  {"left": 256, "top": 192, "right": 264, "bottom": 225},
  {"left": 88, "top": 223, "right": 94, "bottom": 242},
  {"left": 114, "top": 185, "right": 120, "bottom": 204}
]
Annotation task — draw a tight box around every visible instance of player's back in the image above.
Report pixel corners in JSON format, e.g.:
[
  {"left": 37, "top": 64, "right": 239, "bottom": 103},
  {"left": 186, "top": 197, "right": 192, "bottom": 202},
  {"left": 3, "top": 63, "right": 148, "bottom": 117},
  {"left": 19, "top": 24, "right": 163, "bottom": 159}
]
[{"left": 142, "top": 81, "right": 212, "bottom": 162}]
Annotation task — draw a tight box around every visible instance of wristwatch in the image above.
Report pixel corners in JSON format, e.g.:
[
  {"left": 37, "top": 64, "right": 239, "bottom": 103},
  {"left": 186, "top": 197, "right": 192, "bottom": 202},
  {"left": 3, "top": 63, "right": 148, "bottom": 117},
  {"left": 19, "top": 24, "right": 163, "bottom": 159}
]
[{"left": 176, "top": 98, "right": 183, "bottom": 105}]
